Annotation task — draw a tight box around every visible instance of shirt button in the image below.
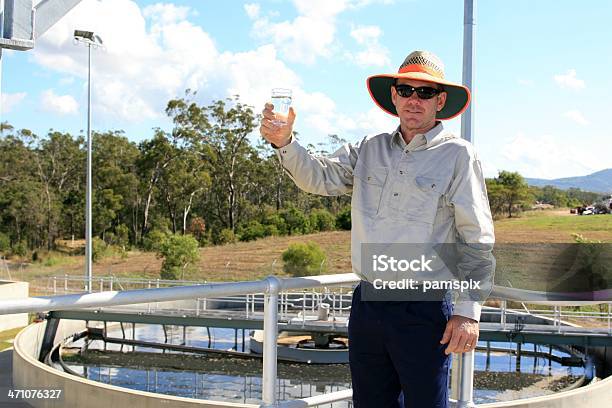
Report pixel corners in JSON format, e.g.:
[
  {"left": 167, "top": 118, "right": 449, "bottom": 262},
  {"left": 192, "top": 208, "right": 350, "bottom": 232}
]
[
  {"left": 393, "top": 192, "right": 399, "bottom": 197},
  {"left": 282, "top": 150, "right": 287, "bottom": 154},
  {"left": 399, "top": 171, "right": 404, "bottom": 175}
]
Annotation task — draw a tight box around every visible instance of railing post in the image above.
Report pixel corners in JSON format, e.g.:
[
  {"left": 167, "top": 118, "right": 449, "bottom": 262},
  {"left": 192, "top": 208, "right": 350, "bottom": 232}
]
[
  {"left": 245, "top": 294, "right": 250, "bottom": 319},
  {"left": 262, "top": 276, "right": 281, "bottom": 407},
  {"left": 455, "top": 350, "right": 476, "bottom": 407},
  {"left": 608, "top": 303, "right": 611, "bottom": 335}
]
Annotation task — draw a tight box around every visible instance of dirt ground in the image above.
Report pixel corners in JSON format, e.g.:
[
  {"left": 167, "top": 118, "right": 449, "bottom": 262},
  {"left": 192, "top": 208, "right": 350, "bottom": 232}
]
[{"left": 6, "top": 209, "right": 611, "bottom": 295}]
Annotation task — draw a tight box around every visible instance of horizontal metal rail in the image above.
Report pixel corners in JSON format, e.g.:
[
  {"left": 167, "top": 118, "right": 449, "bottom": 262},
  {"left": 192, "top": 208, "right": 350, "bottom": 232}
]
[{"left": 3, "top": 274, "right": 611, "bottom": 407}]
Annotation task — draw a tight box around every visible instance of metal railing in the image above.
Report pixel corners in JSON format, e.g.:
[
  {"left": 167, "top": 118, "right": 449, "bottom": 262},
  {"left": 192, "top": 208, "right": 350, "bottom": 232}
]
[
  {"left": 2, "top": 274, "right": 612, "bottom": 407},
  {"left": 43, "top": 275, "right": 612, "bottom": 336}
]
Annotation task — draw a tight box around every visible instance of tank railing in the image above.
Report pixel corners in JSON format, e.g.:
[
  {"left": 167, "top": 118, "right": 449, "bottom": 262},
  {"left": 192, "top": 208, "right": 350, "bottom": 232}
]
[
  {"left": 487, "top": 300, "right": 612, "bottom": 335},
  {"left": 3, "top": 275, "right": 612, "bottom": 407}
]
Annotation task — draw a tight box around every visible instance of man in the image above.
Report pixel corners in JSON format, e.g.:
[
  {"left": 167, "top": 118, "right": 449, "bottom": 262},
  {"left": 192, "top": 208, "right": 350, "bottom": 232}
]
[{"left": 260, "top": 50, "right": 495, "bottom": 407}]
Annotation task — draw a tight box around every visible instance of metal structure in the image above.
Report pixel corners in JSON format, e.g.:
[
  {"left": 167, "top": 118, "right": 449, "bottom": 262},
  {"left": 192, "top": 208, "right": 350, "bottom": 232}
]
[
  {"left": 460, "top": 0, "right": 476, "bottom": 144},
  {"left": 3, "top": 273, "right": 612, "bottom": 407},
  {"left": 73, "top": 29, "right": 103, "bottom": 292}
]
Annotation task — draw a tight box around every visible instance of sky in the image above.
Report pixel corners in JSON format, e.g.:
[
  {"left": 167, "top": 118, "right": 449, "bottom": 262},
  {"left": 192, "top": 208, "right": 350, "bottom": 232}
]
[{"left": 1, "top": 0, "right": 611, "bottom": 180}]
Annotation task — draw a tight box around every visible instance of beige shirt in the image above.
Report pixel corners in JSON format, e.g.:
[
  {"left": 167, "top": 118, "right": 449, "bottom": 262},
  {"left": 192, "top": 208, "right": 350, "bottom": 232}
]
[{"left": 276, "top": 122, "right": 495, "bottom": 321}]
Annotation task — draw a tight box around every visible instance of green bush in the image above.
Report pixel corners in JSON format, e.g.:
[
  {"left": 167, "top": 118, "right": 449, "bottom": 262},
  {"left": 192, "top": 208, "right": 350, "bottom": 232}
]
[
  {"left": 239, "top": 221, "right": 266, "bottom": 242},
  {"left": 263, "top": 213, "right": 287, "bottom": 235},
  {"left": 282, "top": 242, "right": 326, "bottom": 277},
  {"left": 336, "top": 206, "right": 351, "bottom": 230},
  {"left": 92, "top": 237, "right": 107, "bottom": 263},
  {"left": 264, "top": 224, "right": 279, "bottom": 237},
  {"left": 280, "top": 206, "right": 311, "bottom": 235},
  {"left": 115, "top": 224, "right": 130, "bottom": 248},
  {"left": 309, "top": 208, "right": 336, "bottom": 232},
  {"left": 157, "top": 234, "right": 200, "bottom": 280},
  {"left": 0, "top": 232, "right": 10, "bottom": 253},
  {"left": 215, "top": 228, "right": 237, "bottom": 245},
  {"left": 12, "top": 240, "right": 28, "bottom": 258},
  {"left": 142, "top": 229, "right": 168, "bottom": 252}
]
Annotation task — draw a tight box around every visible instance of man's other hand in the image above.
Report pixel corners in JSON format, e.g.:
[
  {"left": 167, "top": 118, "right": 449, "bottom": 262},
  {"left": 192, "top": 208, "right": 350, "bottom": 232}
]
[
  {"left": 440, "top": 315, "right": 479, "bottom": 355},
  {"left": 260, "top": 103, "right": 296, "bottom": 148}
]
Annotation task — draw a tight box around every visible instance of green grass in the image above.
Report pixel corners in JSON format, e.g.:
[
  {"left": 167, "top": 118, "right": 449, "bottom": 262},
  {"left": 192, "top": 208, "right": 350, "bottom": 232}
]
[{"left": 499, "top": 213, "right": 612, "bottom": 233}]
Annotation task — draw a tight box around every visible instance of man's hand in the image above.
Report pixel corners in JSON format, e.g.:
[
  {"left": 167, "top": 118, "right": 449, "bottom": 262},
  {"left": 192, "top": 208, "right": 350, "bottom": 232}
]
[
  {"left": 440, "top": 315, "right": 479, "bottom": 355},
  {"left": 260, "top": 103, "right": 296, "bottom": 148}
]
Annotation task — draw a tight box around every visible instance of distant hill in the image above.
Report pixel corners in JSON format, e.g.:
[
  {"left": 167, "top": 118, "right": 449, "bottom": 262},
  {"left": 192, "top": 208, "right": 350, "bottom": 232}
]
[{"left": 525, "top": 168, "right": 612, "bottom": 194}]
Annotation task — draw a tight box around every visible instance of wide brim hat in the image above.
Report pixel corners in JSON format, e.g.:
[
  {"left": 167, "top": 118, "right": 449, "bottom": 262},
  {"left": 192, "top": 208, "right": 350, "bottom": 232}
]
[{"left": 367, "top": 50, "right": 471, "bottom": 120}]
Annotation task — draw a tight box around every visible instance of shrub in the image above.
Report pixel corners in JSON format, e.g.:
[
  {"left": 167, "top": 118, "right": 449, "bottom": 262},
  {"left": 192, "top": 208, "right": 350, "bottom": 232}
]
[
  {"left": 12, "top": 240, "right": 28, "bottom": 258},
  {"left": 309, "top": 208, "right": 336, "bottom": 232},
  {"left": 189, "top": 217, "right": 206, "bottom": 241},
  {"left": 0, "top": 232, "right": 10, "bottom": 253},
  {"left": 264, "top": 224, "right": 279, "bottom": 237},
  {"left": 239, "top": 221, "right": 266, "bottom": 242},
  {"left": 336, "top": 206, "right": 351, "bottom": 230},
  {"left": 280, "top": 206, "right": 311, "bottom": 235},
  {"left": 142, "top": 229, "right": 168, "bottom": 252},
  {"left": 115, "top": 224, "right": 130, "bottom": 248},
  {"left": 282, "top": 242, "right": 326, "bottom": 277},
  {"left": 157, "top": 234, "right": 200, "bottom": 280},
  {"left": 263, "top": 213, "right": 287, "bottom": 235},
  {"left": 215, "top": 228, "right": 237, "bottom": 245},
  {"left": 92, "top": 237, "right": 107, "bottom": 263}
]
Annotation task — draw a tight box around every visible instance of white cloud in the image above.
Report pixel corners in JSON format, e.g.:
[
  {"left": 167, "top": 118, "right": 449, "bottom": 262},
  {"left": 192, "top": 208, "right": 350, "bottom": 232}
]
[
  {"left": 1, "top": 92, "right": 27, "bottom": 113},
  {"left": 244, "top": 3, "right": 260, "bottom": 19},
  {"left": 498, "top": 132, "right": 604, "bottom": 179},
  {"left": 564, "top": 110, "right": 589, "bottom": 126},
  {"left": 142, "top": 3, "right": 192, "bottom": 24},
  {"left": 346, "top": 25, "right": 390, "bottom": 67},
  {"left": 32, "top": 0, "right": 243, "bottom": 122},
  {"left": 40, "top": 90, "right": 79, "bottom": 115},
  {"left": 553, "top": 69, "right": 585, "bottom": 90},
  {"left": 517, "top": 79, "right": 534, "bottom": 86},
  {"left": 248, "top": 0, "right": 349, "bottom": 64},
  {"left": 29, "top": 0, "right": 396, "bottom": 142}
]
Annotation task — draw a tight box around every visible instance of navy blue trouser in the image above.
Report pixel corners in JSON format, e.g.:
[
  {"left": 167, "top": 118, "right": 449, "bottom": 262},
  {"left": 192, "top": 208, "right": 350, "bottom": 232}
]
[{"left": 348, "top": 283, "right": 452, "bottom": 408}]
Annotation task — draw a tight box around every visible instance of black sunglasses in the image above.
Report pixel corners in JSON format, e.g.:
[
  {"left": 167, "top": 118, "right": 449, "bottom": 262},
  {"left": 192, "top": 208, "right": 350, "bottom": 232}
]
[{"left": 394, "top": 84, "right": 442, "bottom": 99}]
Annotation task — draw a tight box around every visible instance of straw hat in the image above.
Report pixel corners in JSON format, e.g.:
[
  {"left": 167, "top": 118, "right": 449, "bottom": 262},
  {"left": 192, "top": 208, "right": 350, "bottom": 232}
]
[{"left": 367, "top": 50, "right": 471, "bottom": 120}]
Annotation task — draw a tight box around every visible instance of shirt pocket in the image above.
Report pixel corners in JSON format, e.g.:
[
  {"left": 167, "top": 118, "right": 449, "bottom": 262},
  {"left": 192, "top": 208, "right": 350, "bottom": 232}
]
[
  {"left": 352, "top": 163, "right": 388, "bottom": 216},
  {"left": 387, "top": 175, "right": 445, "bottom": 222}
]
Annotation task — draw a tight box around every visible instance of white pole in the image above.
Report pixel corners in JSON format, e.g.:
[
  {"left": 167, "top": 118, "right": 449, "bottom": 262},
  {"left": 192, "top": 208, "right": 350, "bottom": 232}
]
[
  {"left": 456, "top": 351, "right": 476, "bottom": 407},
  {"left": 1, "top": 1, "right": 4, "bottom": 129},
  {"left": 461, "top": 0, "right": 476, "bottom": 143},
  {"left": 85, "top": 42, "right": 92, "bottom": 292},
  {"left": 262, "top": 276, "right": 281, "bottom": 407}
]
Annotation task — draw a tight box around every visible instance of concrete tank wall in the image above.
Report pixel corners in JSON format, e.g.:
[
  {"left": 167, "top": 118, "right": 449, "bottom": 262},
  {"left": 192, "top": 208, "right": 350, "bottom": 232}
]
[
  {"left": 480, "top": 375, "right": 612, "bottom": 407},
  {"left": 13, "top": 321, "right": 258, "bottom": 408},
  {"left": 0, "top": 280, "right": 29, "bottom": 332}
]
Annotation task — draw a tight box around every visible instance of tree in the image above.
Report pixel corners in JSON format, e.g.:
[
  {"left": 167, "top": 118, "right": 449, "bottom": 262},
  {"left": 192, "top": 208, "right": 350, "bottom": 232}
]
[
  {"left": 282, "top": 242, "right": 326, "bottom": 277},
  {"left": 93, "top": 131, "right": 140, "bottom": 243},
  {"left": 157, "top": 233, "right": 200, "bottom": 280},
  {"left": 166, "top": 92, "right": 257, "bottom": 232},
  {"left": 157, "top": 145, "right": 211, "bottom": 234},
  {"left": 32, "top": 131, "right": 85, "bottom": 249},
  {"left": 137, "top": 130, "right": 177, "bottom": 242},
  {"left": 494, "top": 171, "right": 532, "bottom": 218}
]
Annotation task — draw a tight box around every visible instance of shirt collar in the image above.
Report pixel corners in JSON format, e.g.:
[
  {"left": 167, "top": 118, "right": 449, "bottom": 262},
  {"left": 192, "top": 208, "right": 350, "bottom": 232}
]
[{"left": 390, "top": 121, "right": 445, "bottom": 150}]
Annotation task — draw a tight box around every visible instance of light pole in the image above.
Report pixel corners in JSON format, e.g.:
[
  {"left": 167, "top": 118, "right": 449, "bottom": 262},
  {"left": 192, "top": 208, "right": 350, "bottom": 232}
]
[{"left": 74, "top": 30, "right": 103, "bottom": 293}]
